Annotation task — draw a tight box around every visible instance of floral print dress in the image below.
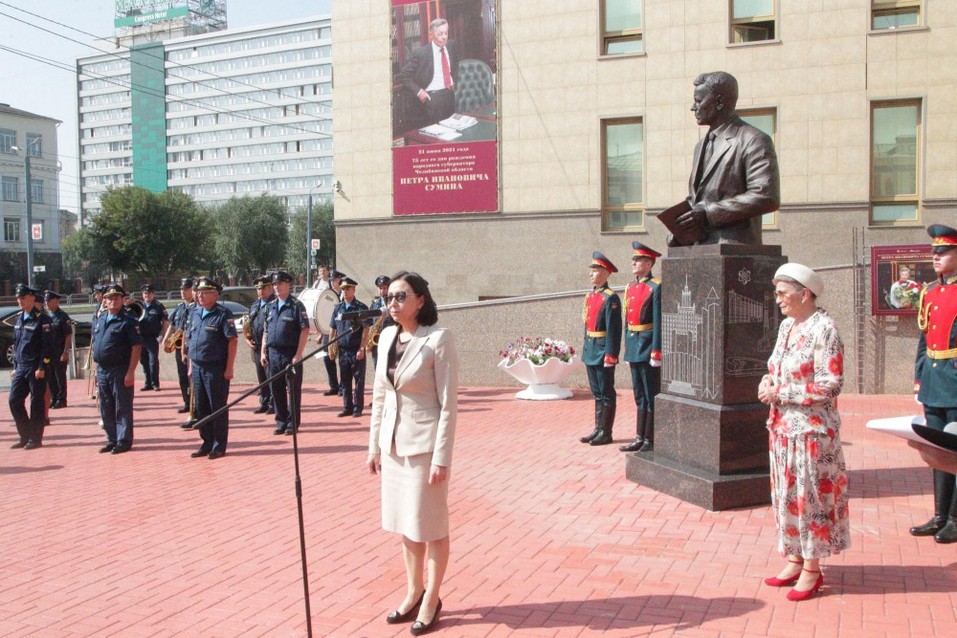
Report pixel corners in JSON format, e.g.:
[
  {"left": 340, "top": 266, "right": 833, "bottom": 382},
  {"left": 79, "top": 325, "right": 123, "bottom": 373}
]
[{"left": 764, "top": 309, "right": 851, "bottom": 559}]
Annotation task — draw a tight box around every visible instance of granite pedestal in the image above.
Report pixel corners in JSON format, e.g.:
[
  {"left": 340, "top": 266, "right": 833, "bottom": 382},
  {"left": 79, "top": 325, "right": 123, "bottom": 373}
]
[{"left": 626, "top": 243, "right": 787, "bottom": 510}]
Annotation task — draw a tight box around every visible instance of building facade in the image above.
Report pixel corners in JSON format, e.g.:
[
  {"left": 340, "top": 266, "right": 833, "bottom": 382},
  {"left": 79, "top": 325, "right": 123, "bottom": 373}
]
[
  {"left": 0, "top": 104, "right": 63, "bottom": 285},
  {"left": 76, "top": 15, "right": 333, "bottom": 222},
  {"left": 331, "top": 1, "right": 957, "bottom": 393}
]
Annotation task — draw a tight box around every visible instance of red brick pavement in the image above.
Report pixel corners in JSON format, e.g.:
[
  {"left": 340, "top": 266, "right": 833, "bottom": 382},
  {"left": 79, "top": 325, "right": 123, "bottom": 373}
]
[{"left": 1, "top": 383, "right": 955, "bottom": 637}]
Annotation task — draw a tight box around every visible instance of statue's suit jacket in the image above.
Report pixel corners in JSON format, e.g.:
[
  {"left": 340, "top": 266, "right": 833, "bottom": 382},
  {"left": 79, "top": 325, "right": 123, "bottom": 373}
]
[
  {"left": 369, "top": 324, "right": 458, "bottom": 467},
  {"left": 687, "top": 115, "right": 780, "bottom": 245}
]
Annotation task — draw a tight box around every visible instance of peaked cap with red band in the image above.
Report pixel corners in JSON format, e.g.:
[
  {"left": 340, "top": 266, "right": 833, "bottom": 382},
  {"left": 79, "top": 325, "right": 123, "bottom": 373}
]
[
  {"left": 631, "top": 241, "right": 661, "bottom": 260},
  {"left": 590, "top": 251, "right": 618, "bottom": 273},
  {"left": 928, "top": 224, "right": 957, "bottom": 253}
]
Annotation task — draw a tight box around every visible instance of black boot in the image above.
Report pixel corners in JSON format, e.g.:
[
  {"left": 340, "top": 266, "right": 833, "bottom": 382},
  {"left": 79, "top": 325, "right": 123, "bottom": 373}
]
[
  {"left": 638, "top": 411, "right": 655, "bottom": 452},
  {"left": 580, "top": 403, "right": 603, "bottom": 443},
  {"left": 911, "top": 469, "right": 955, "bottom": 536},
  {"left": 935, "top": 517, "right": 957, "bottom": 543},
  {"left": 590, "top": 402, "right": 616, "bottom": 446},
  {"left": 619, "top": 410, "right": 646, "bottom": 452}
]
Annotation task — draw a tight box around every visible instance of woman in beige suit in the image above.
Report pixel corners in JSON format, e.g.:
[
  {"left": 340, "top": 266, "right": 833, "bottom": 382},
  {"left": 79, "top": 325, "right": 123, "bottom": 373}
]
[{"left": 367, "top": 271, "right": 458, "bottom": 636}]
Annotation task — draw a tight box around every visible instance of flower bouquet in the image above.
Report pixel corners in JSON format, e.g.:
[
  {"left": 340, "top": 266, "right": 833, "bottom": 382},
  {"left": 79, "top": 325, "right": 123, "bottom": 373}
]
[{"left": 498, "top": 337, "right": 579, "bottom": 400}]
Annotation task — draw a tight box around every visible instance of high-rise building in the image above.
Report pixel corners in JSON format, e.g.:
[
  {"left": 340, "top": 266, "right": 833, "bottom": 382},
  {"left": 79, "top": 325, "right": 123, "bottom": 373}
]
[
  {"left": 77, "top": 12, "right": 332, "bottom": 223},
  {"left": 0, "top": 104, "right": 63, "bottom": 266}
]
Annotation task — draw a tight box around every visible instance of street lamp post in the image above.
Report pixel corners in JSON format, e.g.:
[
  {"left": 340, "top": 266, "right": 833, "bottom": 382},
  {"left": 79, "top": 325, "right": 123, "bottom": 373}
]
[
  {"left": 306, "top": 185, "right": 322, "bottom": 288},
  {"left": 10, "top": 139, "right": 39, "bottom": 288}
]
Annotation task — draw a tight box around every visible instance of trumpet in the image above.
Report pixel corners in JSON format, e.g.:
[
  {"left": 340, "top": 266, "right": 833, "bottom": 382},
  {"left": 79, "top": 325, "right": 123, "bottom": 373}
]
[{"left": 163, "top": 328, "right": 185, "bottom": 353}]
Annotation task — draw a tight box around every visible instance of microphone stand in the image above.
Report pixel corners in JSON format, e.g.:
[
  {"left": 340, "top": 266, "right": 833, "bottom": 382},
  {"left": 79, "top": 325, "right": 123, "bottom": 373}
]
[{"left": 191, "top": 323, "right": 364, "bottom": 638}]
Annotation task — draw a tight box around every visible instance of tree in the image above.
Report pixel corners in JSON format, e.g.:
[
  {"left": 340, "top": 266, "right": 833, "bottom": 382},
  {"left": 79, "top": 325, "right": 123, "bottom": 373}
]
[
  {"left": 62, "top": 227, "right": 110, "bottom": 284},
  {"left": 287, "top": 201, "right": 335, "bottom": 283},
  {"left": 211, "top": 194, "right": 289, "bottom": 280},
  {"left": 90, "top": 186, "right": 211, "bottom": 278}
]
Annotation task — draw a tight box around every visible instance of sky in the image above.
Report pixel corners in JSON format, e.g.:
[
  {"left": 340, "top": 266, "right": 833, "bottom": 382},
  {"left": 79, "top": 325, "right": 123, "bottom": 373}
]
[{"left": 0, "top": 0, "right": 332, "bottom": 212}]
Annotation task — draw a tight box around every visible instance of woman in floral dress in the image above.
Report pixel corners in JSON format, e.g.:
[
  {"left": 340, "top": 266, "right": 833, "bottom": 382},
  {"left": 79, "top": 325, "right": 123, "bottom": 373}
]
[{"left": 758, "top": 263, "right": 850, "bottom": 602}]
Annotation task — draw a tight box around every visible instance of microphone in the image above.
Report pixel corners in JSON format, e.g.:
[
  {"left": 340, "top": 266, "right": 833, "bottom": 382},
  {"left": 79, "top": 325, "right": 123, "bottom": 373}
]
[{"left": 339, "top": 306, "right": 387, "bottom": 322}]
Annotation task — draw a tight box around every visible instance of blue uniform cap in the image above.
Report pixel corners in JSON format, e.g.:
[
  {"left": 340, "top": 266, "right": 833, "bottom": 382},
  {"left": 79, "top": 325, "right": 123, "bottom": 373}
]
[
  {"left": 375, "top": 275, "right": 391, "bottom": 287},
  {"left": 272, "top": 270, "right": 293, "bottom": 284},
  {"left": 103, "top": 283, "right": 126, "bottom": 298},
  {"left": 15, "top": 283, "right": 38, "bottom": 298},
  {"left": 194, "top": 277, "right": 222, "bottom": 292},
  {"left": 180, "top": 277, "right": 194, "bottom": 289},
  {"left": 44, "top": 290, "right": 61, "bottom": 301},
  {"left": 340, "top": 277, "right": 358, "bottom": 288},
  {"left": 141, "top": 283, "right": 155, "bottom": 293}
]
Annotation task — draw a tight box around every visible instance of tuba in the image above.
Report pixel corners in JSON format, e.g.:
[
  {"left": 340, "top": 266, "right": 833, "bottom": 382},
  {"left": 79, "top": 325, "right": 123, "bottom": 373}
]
[{"left": 125, "top": 299, "right": 145, "bottom": 320}]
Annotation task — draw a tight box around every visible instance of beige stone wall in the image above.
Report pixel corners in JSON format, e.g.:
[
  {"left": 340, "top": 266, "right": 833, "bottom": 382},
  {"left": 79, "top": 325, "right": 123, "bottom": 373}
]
[{"left": 329, "top": 1, "right": 956, "bottom": 394}]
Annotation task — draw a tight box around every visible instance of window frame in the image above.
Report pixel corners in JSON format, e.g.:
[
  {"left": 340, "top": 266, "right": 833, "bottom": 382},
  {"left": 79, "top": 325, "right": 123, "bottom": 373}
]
[
  {"left": 729, "top": 0, "right": 778, "bottom": 45},
  {"left": 1, "top": 175, "right": 18, "bottom": 202},
  {"left": 25, "top": 133, "right": 41, "bottom": 157},
  {"left": 0, "top": 128, "right": 15, "bottom": 154},
  {"left": 869, "top": 98, "right": 922, "bottom": 226},
  {"left": 600, "top": 0, "right": 644, "bottom": 57},
  {"left": 29, "top": 179, "right": 44, "bottom": 204},
  {"left": 870, "top": 0, "right": 922, "bottom": 32},
  {"left": 4, "top": 217, "right": 20, "bottom": 243},
  {"left": 601, "top": 116, "right": 645, "bottom": 232},
  {"left": 737, "top": 107, "right": 779, "bottom": 229}
]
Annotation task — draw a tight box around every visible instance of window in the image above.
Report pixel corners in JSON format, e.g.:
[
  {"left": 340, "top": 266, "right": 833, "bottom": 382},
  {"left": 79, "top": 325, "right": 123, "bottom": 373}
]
[
  {"left": 4, "top": 218, "right": 20, "bottom": 243},
  {"left": 26, "top": 133, "right": 41, "bottom": 157},
  {"left": 601, "top": 0, "right": 643, "bottom": 55},
  {"left": 738, "top": 108, "right": 778, "bottom": 228},
  {"left": 602, "top": 118, "right": 644, "bottom": 230},
  {"left": 0, "top": 128, "right": 15, "bottom": 153},
  {"left": 872, "top": 0, "right": 921, "bottom": 30},
  {"left": 730, "top": 0, "right": 776, "bottom": 44},
  {"left": 30, "top": 179, "right": 44, "bottom": 204},
  {"left": 871, "top": 100, "right": 921, "bottom": 224},
  {"left": 1, "top": 176, "right": 18, "bottom": 201}
]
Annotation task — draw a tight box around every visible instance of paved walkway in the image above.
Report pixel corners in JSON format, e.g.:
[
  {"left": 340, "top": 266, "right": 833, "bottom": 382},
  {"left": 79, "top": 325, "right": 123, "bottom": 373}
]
[{"left": 1, "top": 382, "right": 955, "bottom": 637}]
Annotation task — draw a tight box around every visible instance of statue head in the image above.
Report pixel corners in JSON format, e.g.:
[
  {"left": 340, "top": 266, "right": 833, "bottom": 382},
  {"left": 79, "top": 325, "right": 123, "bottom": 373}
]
[{"left": 692, "top": 72, "right": 738, "bottom": 127}]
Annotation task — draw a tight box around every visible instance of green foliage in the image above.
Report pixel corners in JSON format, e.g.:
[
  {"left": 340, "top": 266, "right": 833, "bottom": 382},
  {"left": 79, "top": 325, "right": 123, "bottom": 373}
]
[
  {"left": 287, "top": 201, "right": 335, "bottom": 281},
  {"left": 210, "top": 194, "right": 289, "bottom": 278},
  {"left": 65, "top": 186, "right": 212, "bottom": 281}
]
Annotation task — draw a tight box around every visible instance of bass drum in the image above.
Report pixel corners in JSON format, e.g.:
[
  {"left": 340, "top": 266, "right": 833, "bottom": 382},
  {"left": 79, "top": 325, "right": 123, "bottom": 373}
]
[{"left": 299, "top": 287, "right": 340, "bottom": 335}]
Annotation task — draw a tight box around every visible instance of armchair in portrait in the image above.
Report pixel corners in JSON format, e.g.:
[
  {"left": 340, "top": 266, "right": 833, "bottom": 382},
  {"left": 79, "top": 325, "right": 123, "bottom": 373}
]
[{"left": 455, "top": 58, "right": 495, "bottom": 113}]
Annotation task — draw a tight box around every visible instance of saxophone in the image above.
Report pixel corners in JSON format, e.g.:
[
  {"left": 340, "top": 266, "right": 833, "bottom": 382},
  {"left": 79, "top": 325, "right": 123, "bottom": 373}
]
[
  {"left": 163, "top": 328, "right": 185, "bottom": 353},
  {"left": 243, "top": 317, "right": 254, "bottom": 344},
  {"left": 367, "top": 314, "right": 385, "bottom": 351}
]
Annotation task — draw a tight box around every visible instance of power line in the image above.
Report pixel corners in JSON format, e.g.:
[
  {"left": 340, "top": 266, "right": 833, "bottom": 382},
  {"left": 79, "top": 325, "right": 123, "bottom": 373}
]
[{"left": 0, "top": 2, "right": 333, "bottom": 124}]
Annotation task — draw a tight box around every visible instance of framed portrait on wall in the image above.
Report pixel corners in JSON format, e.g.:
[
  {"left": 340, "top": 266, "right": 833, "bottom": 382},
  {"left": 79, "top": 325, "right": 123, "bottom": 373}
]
[{"left": 871, "top": 245, "right": 935, "bottom": 316}]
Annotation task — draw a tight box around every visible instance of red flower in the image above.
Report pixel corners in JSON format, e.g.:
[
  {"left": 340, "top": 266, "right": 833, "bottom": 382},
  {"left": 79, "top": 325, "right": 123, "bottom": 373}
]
[
  {"left": 785, "top": 526, "right": 800, "bottom": 537},
  {"left": 809, "top": 415, "right": 824, "bottom": 427},
  {"left": 787, "top": 497, "right": 805, "bottom": 516},
  {"left": 819, "top": 478, "right": 834, "bottom": 494},
  {"left": 809, "top": 521, "right": 831, "bottom": 541},
  {"left": 828, "top": 352, "right": 843, "bottom": 375}
]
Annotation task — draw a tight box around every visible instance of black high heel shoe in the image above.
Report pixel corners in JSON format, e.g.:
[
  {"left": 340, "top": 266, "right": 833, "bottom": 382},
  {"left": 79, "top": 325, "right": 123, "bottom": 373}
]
[
  {"left": 386, "top": 591, "right": 424, "bottom": 625},
  {"left": 410, "top": 599, "right": 442, "bottom": 636}
]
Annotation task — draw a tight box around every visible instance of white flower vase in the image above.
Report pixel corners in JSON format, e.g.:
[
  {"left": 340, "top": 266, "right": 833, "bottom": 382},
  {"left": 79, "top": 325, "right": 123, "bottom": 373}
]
[{"left": 497, "top": 356, "right": 579, "bottom": 400}]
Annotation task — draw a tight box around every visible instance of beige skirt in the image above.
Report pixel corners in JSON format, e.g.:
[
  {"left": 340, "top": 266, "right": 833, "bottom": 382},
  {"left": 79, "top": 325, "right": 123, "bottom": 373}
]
[{"left": 381, "top": 444, "right": 449, "bottom": 543}]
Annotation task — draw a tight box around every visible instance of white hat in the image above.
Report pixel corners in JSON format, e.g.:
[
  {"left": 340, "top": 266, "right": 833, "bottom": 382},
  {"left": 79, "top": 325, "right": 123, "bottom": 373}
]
[{"left": 773, "top": 263, "right": 824, "bottom": 297}]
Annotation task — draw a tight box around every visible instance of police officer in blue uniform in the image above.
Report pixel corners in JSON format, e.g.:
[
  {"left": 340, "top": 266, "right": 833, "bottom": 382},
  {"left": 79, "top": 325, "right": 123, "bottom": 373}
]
[
  {"left": 579, "top": 252, "right": 623, "bottom": 446},
  {"left": 316, "top": 269, "right": 345, "bottom": 396},
  {"left": 163, "top": 277, "right": 195, "bottom": 416},
  {"left": 92, "top": 284, "right": 143, "bottom": 454},
  {"left": 247, "top": 275, "right": 276, "bottom": 415},
  {"left": 261, "top": 271, "right": 309, "bottom": 435},
  {"left": 44, "top": 290, "right": 73, "bottom": 409},
  {"left": 620, "top": 242, "right": 663, "bottom": 453},
  {"left": 187, "top": 277, "right": 238, "bottom": 459},
  {"left": 329, "top": 277, "right": 371, "bottom": 418},
  {"left": 911, "top": 224, "right": 957, "bottom": 543},
  {"left": 8, "top": 284, "right": 53, "bottom": 450},
  {"left": 138, "top": 284, "right": 169, "bottom": 391}
]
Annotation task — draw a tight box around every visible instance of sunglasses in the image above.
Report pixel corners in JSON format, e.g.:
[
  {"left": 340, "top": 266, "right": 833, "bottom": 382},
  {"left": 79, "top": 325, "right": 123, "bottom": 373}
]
[{"left": 386, "top": 291, "right": 414, "bottom": 303}]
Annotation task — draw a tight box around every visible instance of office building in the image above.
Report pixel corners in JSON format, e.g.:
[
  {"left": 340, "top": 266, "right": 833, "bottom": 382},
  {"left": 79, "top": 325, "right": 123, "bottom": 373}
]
[
  {"left": 0, "top": 103, "right": 63, "bottom": 283},
  {"left": 77, "top": 11, "right": 333, "bottom": 222}
]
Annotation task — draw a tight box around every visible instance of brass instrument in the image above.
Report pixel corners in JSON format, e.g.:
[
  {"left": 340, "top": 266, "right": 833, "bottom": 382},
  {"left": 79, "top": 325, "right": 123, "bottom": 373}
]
[
  {"left": 163, "top": 328, "right": 185, "bottom": 353},
  {"left": 125, "top": 299, "right": 145, "bottom": 320},
  {"left": 367, "top": 313, "right": 385, "bottom": 351},
  {"left": 327, "top": 341, "right": 338, "bottom": 360},
  {"left": 243, "top": 316, "right": 254, "bottom": 343}
]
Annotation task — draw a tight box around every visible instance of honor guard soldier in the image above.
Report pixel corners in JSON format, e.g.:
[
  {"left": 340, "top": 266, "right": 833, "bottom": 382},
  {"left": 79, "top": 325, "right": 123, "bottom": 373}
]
[
  {"left": 330, "top": 277, "right": 371, "bottom": 417},
  {"left": 619, "top": 242, "right": 663, "bottom": 453},
  {"left": 248, "top": 275, "right": 276, "bottom": 415},
  {"left": 138, "top": 284, "right": 169, "bottom": 391},
  {"left": 579, "top": 252, "right": 622, "bottom": 446},
  {"left": 368, "top": 275, "right": 395, "bottom": 372},
  {"left": 163, "top": 278, "right": 195, "bottom": 416},
  {"left": 261, "top": 271, "right": 309, "bottom": 435},
  {"left": 911, "top": 224, "right": 957, "bottom": 543},
  {"left": 8, "top": 285, "right": 53, "bottom": 450},
  {"left": 44, "top": 290, "right": 73, "bottom": 409},
  {"left": 186, "top": 277, "right": 238, "bottom": 459},
  {"left": 92, "top": 284, "right": 143, "bottom": 454}
]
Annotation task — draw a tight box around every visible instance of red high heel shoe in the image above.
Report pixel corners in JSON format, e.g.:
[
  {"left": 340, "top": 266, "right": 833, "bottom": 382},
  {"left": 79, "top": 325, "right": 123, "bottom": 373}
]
[
  {"left": 764, "top": 558, "right": 803, "bottom": 587},
  {"left": 787, "top": 569, "right": 824, "bottom": 601}
]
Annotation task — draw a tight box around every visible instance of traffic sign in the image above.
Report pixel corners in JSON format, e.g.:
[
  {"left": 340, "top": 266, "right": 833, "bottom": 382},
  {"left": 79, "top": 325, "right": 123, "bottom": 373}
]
[
  {"left": 311, "top": 238, "right": 320, "bottom": 251},
  {"left": 31, "top": 223, "right": 42, "bottom": 241},
  {"left": 33, "top": 265, "right": 46, "bottom": 273}
]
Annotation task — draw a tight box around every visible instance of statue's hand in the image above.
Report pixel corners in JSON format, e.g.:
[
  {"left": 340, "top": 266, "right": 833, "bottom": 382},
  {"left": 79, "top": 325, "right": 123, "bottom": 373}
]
[{"left": 676, "top": 207, "right": 707, "bottom": 230}]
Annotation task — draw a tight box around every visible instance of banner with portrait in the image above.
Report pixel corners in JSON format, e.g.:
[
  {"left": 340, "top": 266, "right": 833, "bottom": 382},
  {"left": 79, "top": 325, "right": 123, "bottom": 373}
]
[
  {"left": 871, "top": 245, "right": 935, "bottom": 316},
  {"left": 391, "top": 0, "right": 498, "bottom": 215}
]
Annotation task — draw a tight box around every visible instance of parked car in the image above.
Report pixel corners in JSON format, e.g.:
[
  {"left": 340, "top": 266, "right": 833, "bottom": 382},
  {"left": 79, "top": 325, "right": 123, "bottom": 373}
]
[{"left": 0, "top": 306, "right": 93, "bottom": 368}]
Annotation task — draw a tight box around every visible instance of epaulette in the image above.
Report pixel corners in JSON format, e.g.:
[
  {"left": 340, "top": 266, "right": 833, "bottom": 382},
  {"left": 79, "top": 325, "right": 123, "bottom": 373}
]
[{"left": 650, "top": 277, "right": 661, "bottom": 285}]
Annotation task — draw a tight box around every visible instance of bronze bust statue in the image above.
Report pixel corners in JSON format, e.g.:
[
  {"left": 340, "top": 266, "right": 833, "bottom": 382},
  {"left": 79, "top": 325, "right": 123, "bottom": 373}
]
[{"left": 668, "top": 72, "right": 780, "bottom": 246}]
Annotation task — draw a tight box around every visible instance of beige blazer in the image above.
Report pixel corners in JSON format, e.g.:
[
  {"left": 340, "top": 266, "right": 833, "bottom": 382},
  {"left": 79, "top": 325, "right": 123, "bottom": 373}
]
[{"left": 369, "top": 324, "right": 459, "bottom": 467}]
